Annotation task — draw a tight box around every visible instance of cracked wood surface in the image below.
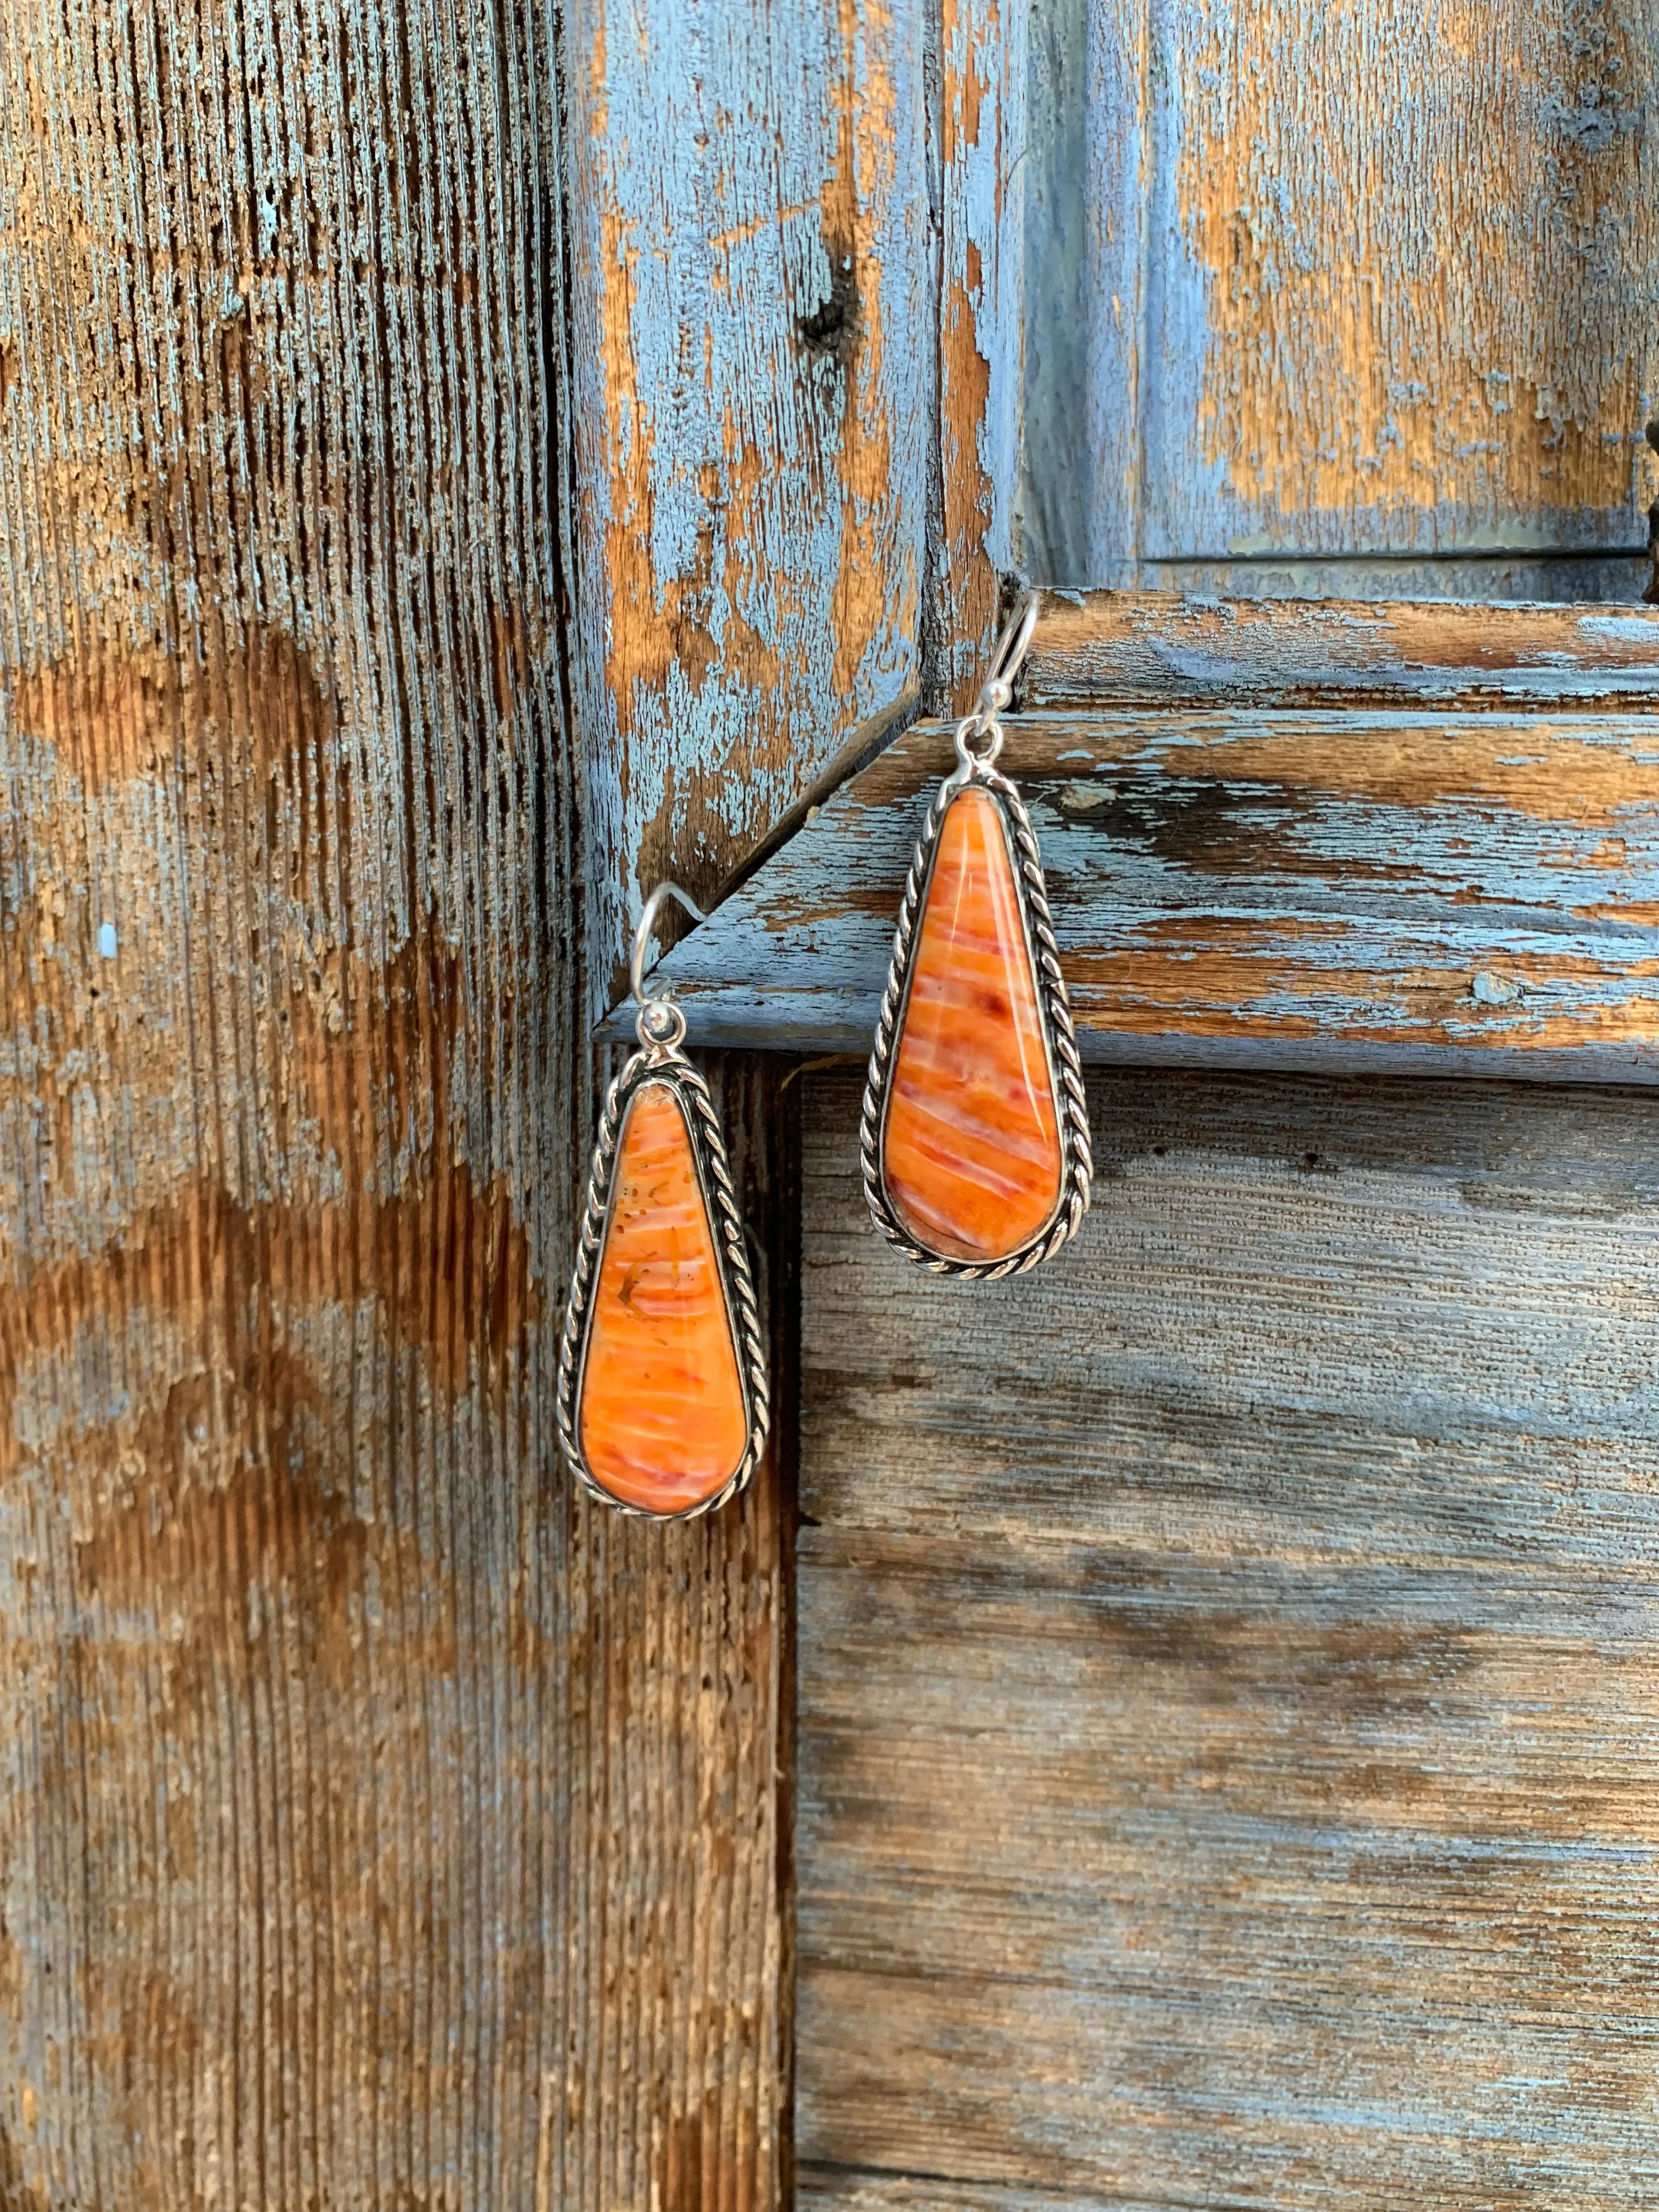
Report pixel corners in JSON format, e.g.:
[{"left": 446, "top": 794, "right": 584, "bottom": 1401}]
[
  {"left": 0, "top": 0, "right": 584, "bottom": 2189},
  {"left": 796, "top": 1064, "right": 1659, "bottom": 2208},
  {"left": 1022, "top": 589, "right": 1659, "bottom": 709},
  {"left": 562, "top": 0, "right": 935, "bottom": 1000},
  {"left": 934, "top": 0, "right": 1026, "bottom": 713}
]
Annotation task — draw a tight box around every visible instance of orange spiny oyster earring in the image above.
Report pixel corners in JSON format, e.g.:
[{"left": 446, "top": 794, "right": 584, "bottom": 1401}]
[
  {"left": 862, "top": 593, "right": 1092, "bottom": 1275},
  {"left": 558, "top": 884, "right": 769, "bottom": 1517}
]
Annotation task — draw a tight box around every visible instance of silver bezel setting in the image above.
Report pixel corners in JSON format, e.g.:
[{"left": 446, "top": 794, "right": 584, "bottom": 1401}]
[
  {"left": 860, "top": 757, "right": 1093, "bottom": 1278},
  {"left": 558, "top": 1042, "right": 769, "bottom": 1520}
]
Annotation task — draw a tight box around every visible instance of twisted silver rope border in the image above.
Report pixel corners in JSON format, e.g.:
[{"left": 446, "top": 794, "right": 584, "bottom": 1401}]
[
  {"left": 557, "top": 1047, "right": 770, "bottom": 1519},
  {"left": 860, "top": 760, "right": 1093, "bottom": 1279}
]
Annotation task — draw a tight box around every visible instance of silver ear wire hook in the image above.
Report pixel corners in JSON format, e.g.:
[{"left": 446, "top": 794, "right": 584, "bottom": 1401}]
[
  {"left": 631, "top": 881, "right": 707, "bottom": 1052},
  {"left": 953, "top": 589, "right": 1041, "bottom": 774},
  {"left": 982, "top": 590, "right": 1040, "bottom": 706}
]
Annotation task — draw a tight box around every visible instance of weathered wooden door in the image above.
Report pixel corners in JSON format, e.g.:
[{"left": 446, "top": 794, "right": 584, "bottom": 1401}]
[
  {"left": 3, "top": 2, "right": 1657, "bottom": 2209},
  {"left": 782, "top": 7, "right": 1659, "bottom": 2207}
]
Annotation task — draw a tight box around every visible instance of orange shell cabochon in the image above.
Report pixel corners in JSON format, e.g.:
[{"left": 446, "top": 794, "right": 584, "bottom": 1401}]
[
  {"left": 882, "top": 786, "right": 1065, "bottom": 1263},
  {"left": 577, "top": 1081, "right": 749, "bottom": 1514}
]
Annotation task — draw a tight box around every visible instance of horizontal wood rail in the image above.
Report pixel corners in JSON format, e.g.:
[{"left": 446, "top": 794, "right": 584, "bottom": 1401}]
[
  {"left": 1025, "top": 588, "right": 1659, "bottom": 708},
  {"left": 612, "top": 593, "right": 1659, "bottom": 1087}
]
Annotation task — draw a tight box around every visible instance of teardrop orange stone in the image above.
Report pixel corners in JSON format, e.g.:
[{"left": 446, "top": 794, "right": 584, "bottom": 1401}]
[
  {"left": 577, "top": 1081, "right": 749, "bottom": 1514},
  {"left": 883, "top": 786, "right": 1065, "bottom": 1262}
]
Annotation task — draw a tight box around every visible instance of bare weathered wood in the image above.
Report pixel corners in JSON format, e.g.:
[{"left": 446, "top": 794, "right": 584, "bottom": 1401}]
[
  {"left": 795, "top": 1064, "right": 1659, "bottom": 2208},
  {"left": 1023, "top": 0, "right": 1659, "bottom": 578},
  {"left": 620, "top": 693, "right": 1659, "bottom": 1085},
  {"left": 549, "top": 1047, "right": 797, "bottom": 2212},
  {"left": 0, "top": 1, "right": 586, "bottom": 2201}
]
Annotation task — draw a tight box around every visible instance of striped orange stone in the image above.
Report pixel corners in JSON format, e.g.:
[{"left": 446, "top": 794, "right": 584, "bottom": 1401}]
[
  {"left": 577, "top": 1081, "right": 748, "bottom": 1514},
  {"left": 883, "top": 785, "right": 1065, "bottom": 1262}
]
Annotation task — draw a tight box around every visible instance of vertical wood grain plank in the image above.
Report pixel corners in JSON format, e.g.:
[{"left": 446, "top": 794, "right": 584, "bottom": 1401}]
[
  {"left": 561, "top": 0, "right": 934, "bottom": 998},
  {"left": 935, "top": 0, "right": 1026, "bottom": 708},
  {"left": 0, "top": 0, "right": 580, "bottom": 2203},
  {"left": 1023, "top": 0, "right": 1147, "bottom": 586},
  {"left": 550, "top": 1054, "right": 798, "bottom": 2212}
]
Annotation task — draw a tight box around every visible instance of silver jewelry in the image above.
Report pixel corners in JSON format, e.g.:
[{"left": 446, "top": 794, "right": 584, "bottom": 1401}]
[
  {"left": 861, "top": 594, "right": 1092, "bottom": 1277},
  {"left": 558, "top": 884, "right": 769, "bottom": 1518}
]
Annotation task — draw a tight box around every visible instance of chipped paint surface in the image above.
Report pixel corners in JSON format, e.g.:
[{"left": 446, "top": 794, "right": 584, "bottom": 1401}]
[
  {"left": 1026, "top": 0, "right": 1659, "bottom": 578},
  {"left": 1024, "top": 0, "right": 1149, "bottom": 587},
  {"left": 1025, "top": 589, "right": 1659, "bottom": 708},
  {"left": 629, "top": 702, "right": 1659, "bottom": 1081},
  {"left": 562, "top": 0, "right": 934, "bottom": 1000},
  {"left": 936, "top": 0, "right": 1027, "bottom": 709}
]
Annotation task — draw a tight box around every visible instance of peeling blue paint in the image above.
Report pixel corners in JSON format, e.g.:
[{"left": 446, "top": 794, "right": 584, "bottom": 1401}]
[
  {"left": 563, "top": 0, "right": 935, "bottom": 1009},
  {"left": 611, "top": 707, "right": 1659, "bottom": 1088},
  {"left": 1031, "top": 0, "right": 1659, "bottom": 580}
]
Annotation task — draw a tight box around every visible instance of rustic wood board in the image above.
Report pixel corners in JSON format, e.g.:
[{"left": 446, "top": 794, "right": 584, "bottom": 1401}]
[
  {"left": 1069, "top": 554, "right": 1655, "bottom": 607},
  {"left": 799, "top": 2179, "right": 1163, "bottom": 2212},
  {"left": 563, "top": 0, "right": 939, "bottom": 995},
  {"left": 1022, "top": 0, "right": 1659, "bottom": 580},
  {"left": 795, "top": 1064, "right": 1659, "bottom": 2207},
  {"left": 0, "top": 1, "right": 588, "bottom": 2199},
  {"left": 1023, "top": 591, "right": 1659, "bottom": 709},
  {"left": 620, "top": 699, "right": 1659, "bottom": 1085}
]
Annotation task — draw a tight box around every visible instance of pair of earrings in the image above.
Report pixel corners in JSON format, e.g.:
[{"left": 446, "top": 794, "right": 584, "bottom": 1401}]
[{"left": 558, "top": 596, "right": 1092, "bottom": 1520}]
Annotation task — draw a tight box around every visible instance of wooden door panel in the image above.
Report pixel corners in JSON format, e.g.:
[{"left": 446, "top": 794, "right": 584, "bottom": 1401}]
[
  {"left": 1024, "top": 0, "right": 1659, "bottom": 585},
  {"left": 795, "top": 1065, "right": 1659, "bottom": 2207}
]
